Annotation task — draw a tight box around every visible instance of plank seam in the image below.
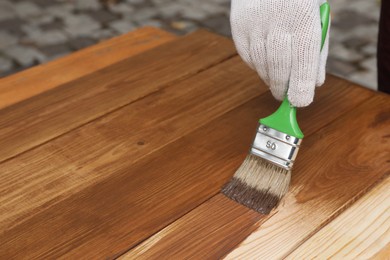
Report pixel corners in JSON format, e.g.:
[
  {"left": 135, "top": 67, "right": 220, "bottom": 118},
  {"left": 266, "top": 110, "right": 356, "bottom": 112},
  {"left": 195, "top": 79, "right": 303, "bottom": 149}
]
[{"left": 111, "top": 190, "right": 222, "bottom": 259}]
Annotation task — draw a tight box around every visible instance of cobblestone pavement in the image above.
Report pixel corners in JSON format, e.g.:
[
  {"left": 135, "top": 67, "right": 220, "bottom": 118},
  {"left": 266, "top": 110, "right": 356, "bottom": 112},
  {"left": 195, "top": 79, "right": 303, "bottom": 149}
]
[{"left": 0, "top": 0, "right": 380, "bottom": 90}]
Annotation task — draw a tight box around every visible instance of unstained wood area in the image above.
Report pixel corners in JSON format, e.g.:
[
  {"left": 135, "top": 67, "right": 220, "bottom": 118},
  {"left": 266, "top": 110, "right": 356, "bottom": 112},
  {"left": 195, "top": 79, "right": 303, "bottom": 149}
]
[{"left": 0, "top": 27, "right": 389, "bottom": 259}]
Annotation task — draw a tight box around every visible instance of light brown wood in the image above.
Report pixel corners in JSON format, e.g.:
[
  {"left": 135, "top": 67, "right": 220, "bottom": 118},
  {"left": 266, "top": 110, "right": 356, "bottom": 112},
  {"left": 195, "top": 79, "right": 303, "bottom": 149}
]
[
  {"left": 0, "top": 30, "right": 235, "bottom": 164},
  {"left": 286, "top": 177, "right": 390, "bottom": 260},
  {"left": 0, "top": 27, "right": 176, "bottom": 110},
  {"left": 124, "top": 93, "right": 389, "bottom": 259}
]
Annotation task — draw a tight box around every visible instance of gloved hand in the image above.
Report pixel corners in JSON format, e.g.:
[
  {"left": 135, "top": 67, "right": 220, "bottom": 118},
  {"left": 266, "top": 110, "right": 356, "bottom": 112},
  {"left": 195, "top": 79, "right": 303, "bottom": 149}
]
[{"left": 231, "top": 0, "right": 329, "bottom": 107}]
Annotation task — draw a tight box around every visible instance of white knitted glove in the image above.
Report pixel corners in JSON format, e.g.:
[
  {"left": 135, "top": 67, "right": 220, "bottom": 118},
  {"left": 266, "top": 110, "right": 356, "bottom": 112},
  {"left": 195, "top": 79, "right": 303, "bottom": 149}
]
[{"left": 231, "top": 0, "right": 329, "bottom": 107}]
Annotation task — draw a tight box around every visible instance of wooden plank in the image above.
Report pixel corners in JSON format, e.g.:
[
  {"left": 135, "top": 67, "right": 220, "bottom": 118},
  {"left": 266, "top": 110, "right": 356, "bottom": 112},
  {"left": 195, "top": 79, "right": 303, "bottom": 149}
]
[
  {"left": 287, "top": 177, "right": 390, "bottom": 259},
  {"left": 0, "top": 27, "right": 176, "bottom": 110},
  {"left": 123, "top": 88, "right": 389, "bottom": 259},
  {"left": 0, "top": 57, "right": 265, "bottom": 259},
  {"left": 0, "top": 30, "right": 235, "bottom": 164}
]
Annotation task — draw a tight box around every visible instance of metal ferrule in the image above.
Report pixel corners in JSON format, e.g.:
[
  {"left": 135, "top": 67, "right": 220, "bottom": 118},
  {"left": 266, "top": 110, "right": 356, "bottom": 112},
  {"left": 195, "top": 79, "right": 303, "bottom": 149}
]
[{"left": 250, "top": 124, "right": 302, "bottom": 171}]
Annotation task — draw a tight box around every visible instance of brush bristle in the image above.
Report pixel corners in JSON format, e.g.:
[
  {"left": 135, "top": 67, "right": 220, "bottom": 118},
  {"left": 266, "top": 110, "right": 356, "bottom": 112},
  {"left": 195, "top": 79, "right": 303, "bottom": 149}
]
[{"left": 221, "top": 154, "right": 291, "bottom": 214}]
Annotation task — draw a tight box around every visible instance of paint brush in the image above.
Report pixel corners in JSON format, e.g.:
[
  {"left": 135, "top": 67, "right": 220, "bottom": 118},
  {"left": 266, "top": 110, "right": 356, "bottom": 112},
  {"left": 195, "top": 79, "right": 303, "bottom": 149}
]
[{"left": 222, "top": 2, "right": 330, "bottom": 214}]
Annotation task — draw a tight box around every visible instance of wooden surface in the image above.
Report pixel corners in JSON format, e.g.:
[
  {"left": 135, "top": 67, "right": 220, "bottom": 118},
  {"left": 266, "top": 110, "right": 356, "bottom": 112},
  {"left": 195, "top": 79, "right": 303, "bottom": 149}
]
[
  {"left": 0, "top": 29, "right": 233, "bottom": 163},
  {"left": 287, "top": 177, "right": 390, "bottom": 259},
  {"left": 1, "top": 27, "right": 389, "bottom": 259}
]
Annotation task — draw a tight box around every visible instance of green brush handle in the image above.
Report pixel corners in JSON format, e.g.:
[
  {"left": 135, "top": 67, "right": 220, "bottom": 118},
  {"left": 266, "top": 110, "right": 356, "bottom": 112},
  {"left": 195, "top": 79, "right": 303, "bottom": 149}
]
[
  {"left": 260, "top": 2, "right": 330, "bottom": 139},
  {"left": 320, "top": 3, "right": 330, "bottom": 51}
]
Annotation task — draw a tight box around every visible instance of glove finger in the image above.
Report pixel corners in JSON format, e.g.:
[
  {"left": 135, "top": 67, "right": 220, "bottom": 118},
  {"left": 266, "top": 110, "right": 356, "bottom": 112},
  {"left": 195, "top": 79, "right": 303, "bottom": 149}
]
[
  {"left": 238, "top": 46, "right": 255, "bottom": 70},
  {"left": 231, "top": 35, "right": 254, "bottom": 70},
  {"left": 288, "top": 29, "right": 322, "bottom": 107},
  {"left": 316, "top": 21, "right": 330, "bottom": 87},
  {"left": 250, "top": 40, "right": 270, "bottom": 86},
  {"left": 230, "top": 7, "right": 255, "bottom": 70},
  {"left": 266, "top": 33, "right": 292, "bottom": 101}
]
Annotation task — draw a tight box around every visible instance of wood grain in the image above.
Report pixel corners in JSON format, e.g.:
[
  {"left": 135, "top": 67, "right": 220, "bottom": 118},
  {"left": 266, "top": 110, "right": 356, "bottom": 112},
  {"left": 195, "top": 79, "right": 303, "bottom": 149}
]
[
  {"left": 1, "top": 73, "right": 370, "bottom": 259},
  {"left": 0, "top": 30, "right": 235, "bottom": 164},
  {"left": 0, "top": 27, "right": 176, "bottom": 110},
  {"left": 0, "top": 57, "right": 265, "bottom": 259},
  {"left": 121, "top": 80, "right": 377, "bottom": 259},
  {"left": 1, "top": 28, "right": 387, "bottom": 259},
  {"left": 287, "top": 177, "right": 390, "bottom": 259}
]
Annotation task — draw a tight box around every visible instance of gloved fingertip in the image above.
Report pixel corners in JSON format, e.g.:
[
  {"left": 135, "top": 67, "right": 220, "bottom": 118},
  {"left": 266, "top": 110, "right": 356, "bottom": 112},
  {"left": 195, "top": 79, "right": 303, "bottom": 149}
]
[
  {"left": 269, "top": 80, "right": 288, "bottom": 101},
  {"left": 287, "top": 82, "right": 316, "bottom": 107},
  {"left": 315, "top": 71, "right": 325, "bottom": 87},
  {"left": 238, "top": 51, "right": 255, "bottom": 70},
  {"left": 316, "top": 47, "right": 328, "bottom": 87}
]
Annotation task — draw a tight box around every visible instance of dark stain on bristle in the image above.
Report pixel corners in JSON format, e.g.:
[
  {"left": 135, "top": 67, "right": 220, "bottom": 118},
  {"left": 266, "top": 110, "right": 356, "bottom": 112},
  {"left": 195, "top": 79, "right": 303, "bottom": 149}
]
[{"left": 221, "top": 177, "right": 280, "bottom": 215}]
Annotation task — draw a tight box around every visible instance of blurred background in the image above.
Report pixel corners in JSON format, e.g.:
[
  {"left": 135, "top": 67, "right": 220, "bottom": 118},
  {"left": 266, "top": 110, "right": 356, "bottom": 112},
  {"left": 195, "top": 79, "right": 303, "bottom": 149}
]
[{"left": 0, "top": 0, "right": 380, "bottom": 90}]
